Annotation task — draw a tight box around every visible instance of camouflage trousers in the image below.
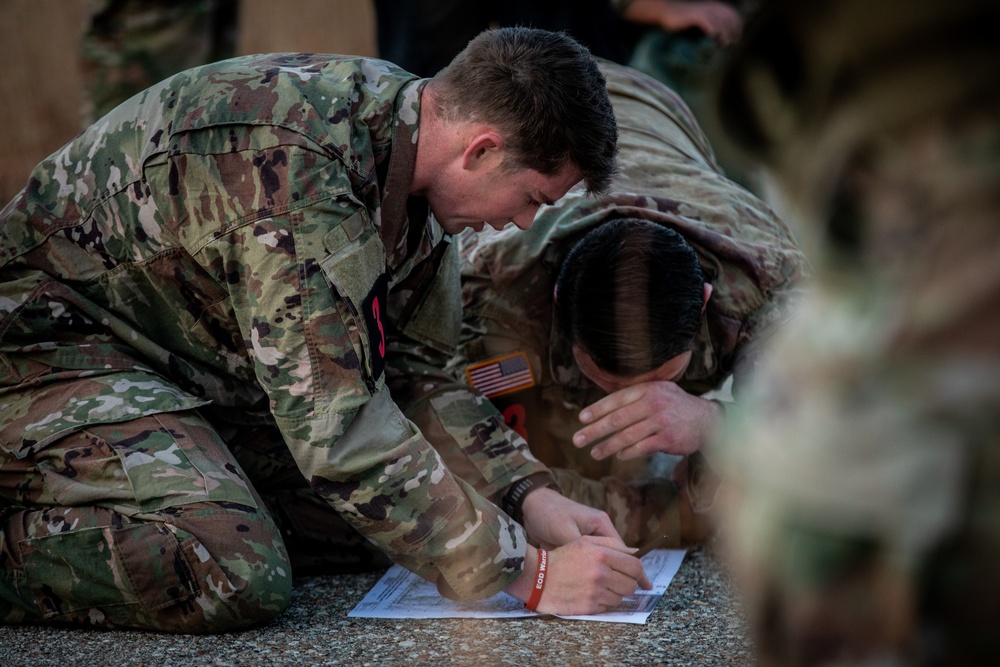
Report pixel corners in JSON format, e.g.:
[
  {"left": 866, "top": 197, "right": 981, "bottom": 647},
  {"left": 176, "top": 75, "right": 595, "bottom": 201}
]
[{"left": 0, "top": 407, "right": 388, "bottom": 633}]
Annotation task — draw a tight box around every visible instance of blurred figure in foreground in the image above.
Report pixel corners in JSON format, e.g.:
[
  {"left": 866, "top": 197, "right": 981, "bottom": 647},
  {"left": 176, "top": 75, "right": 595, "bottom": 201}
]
[{"left": 715, "top": 0, "right": 1000, "bottom": 664}]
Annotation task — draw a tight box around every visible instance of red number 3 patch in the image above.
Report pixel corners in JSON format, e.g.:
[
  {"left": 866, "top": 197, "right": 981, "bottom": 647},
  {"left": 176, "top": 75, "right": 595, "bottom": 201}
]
[
  {"left": 371, "top": 295, "right": 386, "bottom": 358},
  {"left": 503, "top": 403, "right": 529, "bottom": 441}
]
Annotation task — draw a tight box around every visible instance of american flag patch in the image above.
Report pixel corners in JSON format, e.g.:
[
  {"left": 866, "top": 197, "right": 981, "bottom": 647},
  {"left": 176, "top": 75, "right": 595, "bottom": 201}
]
[{"left": 465, "top": 352, "right": 535, "bottom": 398}]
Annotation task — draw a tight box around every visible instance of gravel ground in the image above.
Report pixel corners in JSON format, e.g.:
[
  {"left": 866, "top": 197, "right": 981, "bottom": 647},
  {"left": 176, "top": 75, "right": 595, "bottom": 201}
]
[{"left": 0, "top": 542, "right": 754, "bottom": 667}]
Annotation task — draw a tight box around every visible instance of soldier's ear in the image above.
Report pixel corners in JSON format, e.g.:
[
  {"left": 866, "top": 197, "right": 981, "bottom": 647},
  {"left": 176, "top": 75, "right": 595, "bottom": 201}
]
[{"left": 461, "top": 132, "right": 504, "bottom": 171}]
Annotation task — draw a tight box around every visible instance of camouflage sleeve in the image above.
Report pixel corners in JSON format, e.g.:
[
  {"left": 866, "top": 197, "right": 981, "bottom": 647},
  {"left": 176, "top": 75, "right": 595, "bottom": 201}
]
[
  {"left": 387, "top": 238, "right": 553, "bottom": 504},
  {"left": 206, "top": 190, "right": 528, "bottom": 600},
  {"left": 392, "top": 362, "right": 553, "bottom": 503}
]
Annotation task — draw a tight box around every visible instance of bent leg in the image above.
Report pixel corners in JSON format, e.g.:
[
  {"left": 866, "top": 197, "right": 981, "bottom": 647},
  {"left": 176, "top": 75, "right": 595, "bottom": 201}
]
[
  {"left": 0, "top": 411, "right": 292, "bottom": 633},
  {"left": 223, "top": 417, "right": 391, "bottom": 576}
]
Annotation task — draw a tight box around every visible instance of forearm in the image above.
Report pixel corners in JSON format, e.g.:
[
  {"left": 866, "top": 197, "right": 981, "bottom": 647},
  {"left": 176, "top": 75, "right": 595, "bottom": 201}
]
[
  {"left": 503, "top": 544, "right": 540, "bottom": 602},
  {"left": 391, "top": 471, "right": 531, "bottom": 601},
  {"left": 281, "top": 388, "right": 530, "bottom": 601},
  {"left": 392, "top": 348, "right": 552, "bottom": 501},
  {"left": 617, "top": 0, "right": 744, "bottom": 44},
  {"left": 618, "top": 0, "right": 677, "bottom": 27}
]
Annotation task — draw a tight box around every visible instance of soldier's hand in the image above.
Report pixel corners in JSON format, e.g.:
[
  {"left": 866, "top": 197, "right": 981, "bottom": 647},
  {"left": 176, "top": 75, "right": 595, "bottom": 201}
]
[
  {"left": 505, "top": 536, "right": 653, "bottom": 616},
  {"left": 521, "top": 486, "right": 620, "bottom": 547},
  {"left": 573, "top": 380, "right": 722, "bottom": 460}
]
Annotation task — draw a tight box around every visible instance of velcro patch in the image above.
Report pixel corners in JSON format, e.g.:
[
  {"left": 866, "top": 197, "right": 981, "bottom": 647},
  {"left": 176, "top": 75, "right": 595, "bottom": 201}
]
[{"left": 465, "top": 352, "right": 535, "bottom": 398}]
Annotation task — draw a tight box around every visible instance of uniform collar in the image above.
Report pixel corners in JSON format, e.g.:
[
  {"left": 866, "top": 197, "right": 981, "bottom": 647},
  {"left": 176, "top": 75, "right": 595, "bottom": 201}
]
[{"left": 379, "top": 78, "right": 428, "bottom": 269}]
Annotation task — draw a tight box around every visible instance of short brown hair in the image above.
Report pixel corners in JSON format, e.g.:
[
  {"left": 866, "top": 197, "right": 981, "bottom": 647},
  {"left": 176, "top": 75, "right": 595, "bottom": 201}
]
[{"left": 431, "top": 27, "right": 618, "bottom": 195}]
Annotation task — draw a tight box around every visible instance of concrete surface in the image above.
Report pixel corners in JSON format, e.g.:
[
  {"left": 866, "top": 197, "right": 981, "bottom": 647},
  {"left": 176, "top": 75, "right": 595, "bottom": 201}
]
[{"left": 0, "top": 541, "right": 754, "bottom": 666}]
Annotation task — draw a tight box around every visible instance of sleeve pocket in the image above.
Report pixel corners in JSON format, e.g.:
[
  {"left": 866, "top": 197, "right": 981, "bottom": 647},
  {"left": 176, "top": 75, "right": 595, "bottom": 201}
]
[{"left": 319, "top": 208, "right": 389, "bottom": 383}]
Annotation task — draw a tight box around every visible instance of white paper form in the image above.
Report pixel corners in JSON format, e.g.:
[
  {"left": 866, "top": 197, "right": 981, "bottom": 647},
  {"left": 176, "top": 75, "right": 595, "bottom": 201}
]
[{"left": 348, "top": 549, "right": 686, "bottom": 624}]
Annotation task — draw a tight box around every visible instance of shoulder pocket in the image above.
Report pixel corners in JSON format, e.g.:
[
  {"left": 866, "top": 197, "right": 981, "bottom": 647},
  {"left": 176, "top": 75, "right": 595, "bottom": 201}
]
[{"left": 319, "top": 208, "right": 388, "bottom": 382}]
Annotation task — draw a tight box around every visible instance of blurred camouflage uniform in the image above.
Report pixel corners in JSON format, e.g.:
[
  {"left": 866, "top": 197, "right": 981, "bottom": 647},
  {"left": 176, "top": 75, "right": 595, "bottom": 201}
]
[
  {"left": 402, "top": 61, "right": 805, "bottom": 548},
  {"left": 0, "top": 53, "right": 540, "bottom": 632},
  {"left": 81, "top": 0, "right": 239, "bottom": 122},
  {"left": 714, "top": 0, "right": 1000, "bottom": 664}
]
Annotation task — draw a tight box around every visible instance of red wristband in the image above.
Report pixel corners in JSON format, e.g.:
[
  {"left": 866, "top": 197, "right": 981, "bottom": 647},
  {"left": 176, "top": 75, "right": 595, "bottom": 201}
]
[{"left": 525, "top": 547, "right": 548, "bottom": 611}]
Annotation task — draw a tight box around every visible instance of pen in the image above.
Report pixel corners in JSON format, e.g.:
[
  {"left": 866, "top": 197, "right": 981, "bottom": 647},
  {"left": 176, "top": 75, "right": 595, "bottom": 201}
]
[{"left": 632, "top": 533, "right": 670, "bottom": 559}]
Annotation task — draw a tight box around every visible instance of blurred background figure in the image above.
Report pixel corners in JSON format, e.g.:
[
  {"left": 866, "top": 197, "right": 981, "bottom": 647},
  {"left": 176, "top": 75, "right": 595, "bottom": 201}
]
[
  {"left": 623, "top": 0, "right": 752, "bottom": 188},
  {"left": 80, "top": 0, "right": 239, "bottom": 122},
  {"left": 373, "top": 0, "right": 755, "bottom": 189},
  {"left": 714, "top": 0, "right": 1000, "bottom": 664},
  {"left": 373, "top": 0, "right": 632, "bottom": 75},
  {"left": 0, "top": 0, "right": 374, "bottom": 204},
  {"left": 373, "top": 0, "right": 743, "bottom": 77}
]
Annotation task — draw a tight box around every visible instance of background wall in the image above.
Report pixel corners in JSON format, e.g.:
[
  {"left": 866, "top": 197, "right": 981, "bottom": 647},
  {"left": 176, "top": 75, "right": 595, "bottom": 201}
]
[{"left": 0, "top": 0, "right": 377, "bottom": 202}]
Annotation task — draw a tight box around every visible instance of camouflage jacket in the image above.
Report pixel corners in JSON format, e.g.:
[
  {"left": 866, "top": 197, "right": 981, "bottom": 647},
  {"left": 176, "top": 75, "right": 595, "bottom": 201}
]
[
  {"left": 405, "top": 61, "right": 806, "bottom": 484},
  {"left": 0, "top": 53, "right": 529, "bottom": 600}
]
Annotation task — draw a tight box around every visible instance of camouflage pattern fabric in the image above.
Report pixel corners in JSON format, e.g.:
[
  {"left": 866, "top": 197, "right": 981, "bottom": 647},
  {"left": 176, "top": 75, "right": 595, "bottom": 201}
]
[
  {"left": 81, "top": 0, "right": 239, "bottom": 122},
  {"left": 714, "top": 1, "right": 1000, "bottom": 663},
  {"left": 0, "top": 410, "right": 290, "bottom": 632},
  {"left": 0, "top": 53, "right": 530, "bottom": 631},
  {"left": 402, "top": 61, "right": 806, "bottom": 547},
  {"left": 214, "top": 407, "right": 393, "bottom": 577}
]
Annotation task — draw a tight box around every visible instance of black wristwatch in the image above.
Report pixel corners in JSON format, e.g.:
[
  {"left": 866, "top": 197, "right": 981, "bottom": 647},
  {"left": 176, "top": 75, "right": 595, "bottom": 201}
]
[{"left": 500, "top": 472, "right": 561, "bottom": 524}]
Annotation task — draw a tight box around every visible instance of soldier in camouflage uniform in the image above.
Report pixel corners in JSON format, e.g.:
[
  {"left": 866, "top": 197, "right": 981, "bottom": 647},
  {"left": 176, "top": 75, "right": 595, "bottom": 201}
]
[
  {"left": 402, "top": 61, "right": 805, "bottom": 549},
  {"left": 0, "top": 28, "right": 652, "bottom": 633},
  {"left": 712, "top": 0, "right": 1000, "bottom": 663}
]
